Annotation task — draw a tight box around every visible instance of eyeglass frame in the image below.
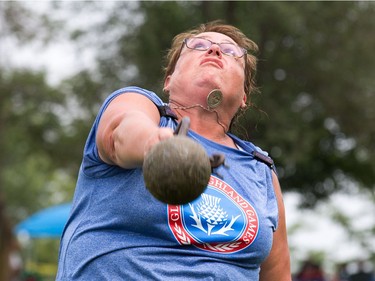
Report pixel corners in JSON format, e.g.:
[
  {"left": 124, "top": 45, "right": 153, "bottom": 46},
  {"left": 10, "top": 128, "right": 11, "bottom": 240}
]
[{"left": 183, "top": 37, "right": 247, "bottom": 58}]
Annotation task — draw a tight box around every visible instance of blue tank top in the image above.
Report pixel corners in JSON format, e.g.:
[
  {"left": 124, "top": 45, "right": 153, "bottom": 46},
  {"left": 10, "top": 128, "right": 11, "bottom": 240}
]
[{"left": 56, "top": 86, "right": 278, "bottom": 281}]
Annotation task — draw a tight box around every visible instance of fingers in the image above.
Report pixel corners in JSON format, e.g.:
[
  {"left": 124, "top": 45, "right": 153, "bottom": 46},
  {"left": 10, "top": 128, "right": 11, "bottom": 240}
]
[
  {"left": 158, "top": 127, "right": 175, "bottom": 141},
  {"left": 144, "top": 127, "right": 174, "bottom": 156}
]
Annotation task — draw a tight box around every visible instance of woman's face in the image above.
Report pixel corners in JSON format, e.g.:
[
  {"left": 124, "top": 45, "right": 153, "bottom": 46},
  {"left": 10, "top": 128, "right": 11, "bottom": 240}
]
[{"left": 164, "top": 32, "right": 247, "bottom": 110}]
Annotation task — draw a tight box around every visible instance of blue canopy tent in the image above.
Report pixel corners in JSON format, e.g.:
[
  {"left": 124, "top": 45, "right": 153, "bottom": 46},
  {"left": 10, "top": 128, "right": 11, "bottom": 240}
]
[
  {"left": 14, "top": 203, "right": 72, "bottom": 278},
  {"left": 15, "top": 203, "right": 72, "bottom": 239}
]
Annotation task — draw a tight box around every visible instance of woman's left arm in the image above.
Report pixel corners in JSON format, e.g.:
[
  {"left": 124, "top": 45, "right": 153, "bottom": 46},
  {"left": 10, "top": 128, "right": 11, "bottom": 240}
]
[{"left": 259, "top": 171, "right": 292, "bottom": 281}]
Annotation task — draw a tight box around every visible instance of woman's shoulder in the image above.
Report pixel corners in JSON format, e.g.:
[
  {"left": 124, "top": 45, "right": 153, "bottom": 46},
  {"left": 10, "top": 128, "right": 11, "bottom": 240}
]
[
  {"left": 230, "top": 134, "right": 269, "bottom": 154},
  {"left": 104, "top": 86, "right": 165, "bottom": 106}
]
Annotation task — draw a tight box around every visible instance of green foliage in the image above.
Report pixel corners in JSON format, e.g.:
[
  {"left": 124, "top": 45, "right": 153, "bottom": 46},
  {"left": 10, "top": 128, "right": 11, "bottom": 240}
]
[
  {"left": 0, "top": 69, "right": 78, "bottom": 222},
  {"left": 244, "top": 2, "right": 375, "bottom": 206},
  {"left": 85, "top": 1, "right": 374, "bottom": 207},
  {"left": 3, "top": 0, "right": 373, "bottom": 213},
  {"left": 0, "top": 1, "right": 64, "bottom": 43},
  {"left": 1, "top": 0, "right": 373, "bottom": 221},
  {"left": 1, "top": 0, "right": 374, "bottom": 276}
]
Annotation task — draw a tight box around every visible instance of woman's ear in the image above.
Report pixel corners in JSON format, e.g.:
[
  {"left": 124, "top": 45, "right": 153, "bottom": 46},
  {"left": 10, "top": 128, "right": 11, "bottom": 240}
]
[
  {"left": 241, "top": 93, "right": 247, "bottom": 108},
  {"left": 163, "top": 76, "right": 171, "bottom": 92}
]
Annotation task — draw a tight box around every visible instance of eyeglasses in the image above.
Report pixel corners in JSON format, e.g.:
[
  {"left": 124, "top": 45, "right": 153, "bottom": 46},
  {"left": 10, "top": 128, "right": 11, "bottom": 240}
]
[{"left": 183, "top": 37, "right": 247, "bottom": 58}]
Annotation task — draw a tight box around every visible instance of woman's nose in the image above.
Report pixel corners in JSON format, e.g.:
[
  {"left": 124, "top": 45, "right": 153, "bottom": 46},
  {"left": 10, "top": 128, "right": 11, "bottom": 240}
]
[{"left": 207, "top": 43, "right": 222, "bottom": 57}]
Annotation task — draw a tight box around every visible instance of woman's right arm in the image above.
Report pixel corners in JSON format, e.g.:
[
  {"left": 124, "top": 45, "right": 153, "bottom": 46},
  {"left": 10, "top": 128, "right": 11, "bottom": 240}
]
[{"left": 96, "top": 93, "right": 174, "bottom": 169}]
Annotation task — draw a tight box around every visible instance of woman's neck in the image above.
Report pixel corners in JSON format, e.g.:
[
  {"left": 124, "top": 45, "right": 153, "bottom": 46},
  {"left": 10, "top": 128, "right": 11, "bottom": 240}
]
[{"left": 170, "top": 105, "right": 236, "bottom": 148}]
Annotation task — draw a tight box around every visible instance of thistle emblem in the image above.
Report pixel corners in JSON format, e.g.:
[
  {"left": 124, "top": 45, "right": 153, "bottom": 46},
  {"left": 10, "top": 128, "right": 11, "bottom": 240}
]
[{"left": 189, "top": 194, "right": 240, "bottom": 236}]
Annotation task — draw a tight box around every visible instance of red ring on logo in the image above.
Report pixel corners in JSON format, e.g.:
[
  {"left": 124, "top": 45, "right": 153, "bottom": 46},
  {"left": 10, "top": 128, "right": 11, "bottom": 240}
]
[{"left": 168, "top": 176, "right": 259, "bottom": 253}]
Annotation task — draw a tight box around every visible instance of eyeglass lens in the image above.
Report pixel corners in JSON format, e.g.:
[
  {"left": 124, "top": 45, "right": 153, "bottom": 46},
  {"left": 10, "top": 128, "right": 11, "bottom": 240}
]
[{"left": 185, "top": 37, "right": 245, "bottom": 58}]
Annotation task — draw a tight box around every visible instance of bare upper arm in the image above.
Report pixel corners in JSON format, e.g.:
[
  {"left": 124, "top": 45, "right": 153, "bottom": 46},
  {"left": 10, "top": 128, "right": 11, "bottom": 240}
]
[
  {"left": 259, "top": 171, "right": 291, "bottom": 281},
  {"left": 96, "top": 92, "right": 161, "bottom": 166}
]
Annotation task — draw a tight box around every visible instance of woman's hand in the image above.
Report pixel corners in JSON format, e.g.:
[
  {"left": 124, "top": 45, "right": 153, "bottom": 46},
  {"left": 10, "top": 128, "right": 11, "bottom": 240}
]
[{"left": 143, "top": 127, "right": 174, "bottom": 156}]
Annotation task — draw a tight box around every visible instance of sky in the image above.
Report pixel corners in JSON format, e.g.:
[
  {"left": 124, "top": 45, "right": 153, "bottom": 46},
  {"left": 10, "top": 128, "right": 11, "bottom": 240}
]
[{"left": 3, "top": 1, "right": 374, "bottom": 277}]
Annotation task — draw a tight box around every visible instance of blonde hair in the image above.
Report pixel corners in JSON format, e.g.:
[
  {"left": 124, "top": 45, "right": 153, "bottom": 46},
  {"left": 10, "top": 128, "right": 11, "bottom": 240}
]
[{"left": 163, "top": 21, "right": 259, "bottom": 100}]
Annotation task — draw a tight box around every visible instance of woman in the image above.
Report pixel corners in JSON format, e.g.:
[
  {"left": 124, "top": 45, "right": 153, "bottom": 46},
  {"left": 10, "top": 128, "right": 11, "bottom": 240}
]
[{"left": 56, "top": 21, "right": 291, "bottom": 280}]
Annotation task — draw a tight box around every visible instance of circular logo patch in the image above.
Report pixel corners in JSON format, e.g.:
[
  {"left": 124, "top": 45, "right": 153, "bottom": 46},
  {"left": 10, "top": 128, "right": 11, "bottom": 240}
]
[{"left": 168, "top": 176, "right": 259, "bottom": 253}]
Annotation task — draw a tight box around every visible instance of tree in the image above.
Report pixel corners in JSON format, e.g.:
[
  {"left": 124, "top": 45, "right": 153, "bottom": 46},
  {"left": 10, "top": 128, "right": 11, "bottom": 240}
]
[
  {"left": 0, "top": 3, "right": 66, "bottom": 278},
  {"left": 71, "top": 1, "right": 375, "bottom": 207},
  {"left": 1, "top": 1, "right": 374, "bottom": 275},
  {"left": 241, "top": 2, "right": 375, "bottom": 206}
]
